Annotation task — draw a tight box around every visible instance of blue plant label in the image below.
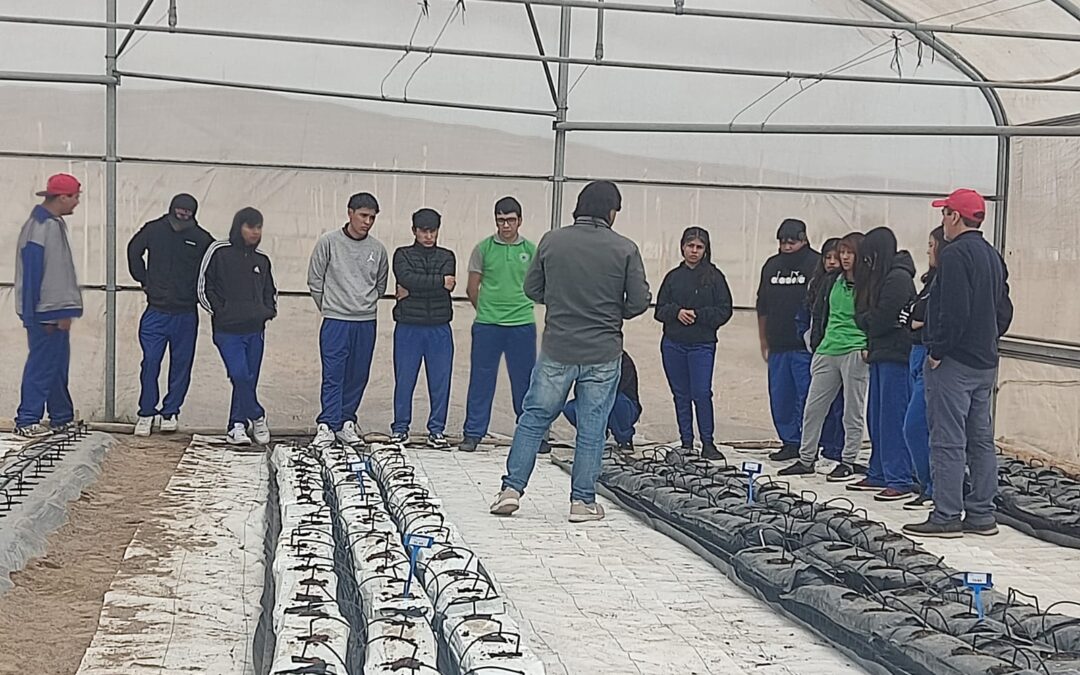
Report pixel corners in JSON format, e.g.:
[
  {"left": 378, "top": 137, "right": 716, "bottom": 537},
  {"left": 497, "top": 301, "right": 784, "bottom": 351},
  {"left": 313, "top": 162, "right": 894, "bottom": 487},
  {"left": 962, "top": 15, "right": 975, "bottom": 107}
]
[{"left": 964, "top": 572, "right": 992, "bottom": 587}]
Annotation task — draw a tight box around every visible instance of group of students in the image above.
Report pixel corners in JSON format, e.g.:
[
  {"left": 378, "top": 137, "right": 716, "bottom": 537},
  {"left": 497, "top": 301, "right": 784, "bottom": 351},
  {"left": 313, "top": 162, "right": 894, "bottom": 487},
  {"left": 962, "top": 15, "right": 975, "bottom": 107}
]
[{"left": 756, "top": 190, "right": 1013, "bottom": 538}]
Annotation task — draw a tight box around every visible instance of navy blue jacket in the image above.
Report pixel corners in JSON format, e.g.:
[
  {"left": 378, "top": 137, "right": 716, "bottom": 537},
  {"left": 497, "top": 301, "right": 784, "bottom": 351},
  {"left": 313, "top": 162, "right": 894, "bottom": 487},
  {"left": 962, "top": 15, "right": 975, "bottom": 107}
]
[{"left": 925, "top": 231, "right": 1012, "bottom": 370}]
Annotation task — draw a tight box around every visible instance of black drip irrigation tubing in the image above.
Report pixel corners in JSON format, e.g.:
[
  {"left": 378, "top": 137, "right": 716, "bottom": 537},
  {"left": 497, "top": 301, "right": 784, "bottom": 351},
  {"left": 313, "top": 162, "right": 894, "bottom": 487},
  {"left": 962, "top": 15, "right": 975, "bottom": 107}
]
[
  {"left": 0, "top": 423, "right": 90, "bottom": 518},
  {"left": 553, "top": 446, "right": 1080, "bottom": 675},
  {"left": 996, "top": 452, "right": 1080, "bottom": 550}
]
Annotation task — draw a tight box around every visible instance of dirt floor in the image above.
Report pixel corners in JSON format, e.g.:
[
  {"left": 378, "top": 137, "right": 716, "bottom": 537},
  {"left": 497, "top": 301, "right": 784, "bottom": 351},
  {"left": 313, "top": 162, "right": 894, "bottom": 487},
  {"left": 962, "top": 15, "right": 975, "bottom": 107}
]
[{"left": 0, "top": 435, "right": 189, "bottom": 675}]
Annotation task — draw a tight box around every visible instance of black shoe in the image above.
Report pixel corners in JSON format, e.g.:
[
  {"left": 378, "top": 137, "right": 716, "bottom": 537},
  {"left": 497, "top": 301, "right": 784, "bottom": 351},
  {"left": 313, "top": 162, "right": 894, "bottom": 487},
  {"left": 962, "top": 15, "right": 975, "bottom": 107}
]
[
  {"left": 826, "top": 463, "right": 858, "bottom": 482},
  {"left": 459, "top": 437, "right": 480, "bottom": 453},
  {"left": 769, "top": 444, "right": 800, "bottom": 462},
  {"left": 538, "top": 440, "right": 552, "bottom": 455},
  {"left": 852, "top": 462, "right": 870, "bottom": 475},
  {"left": 680, "top": 441, "right": 694, "bottom": 451},
  {"left": 429, "top": 433, "right": 451, "bottom": 450},
  {"left": 846, "top": 478, "right": 885, "bottom": 492},
  {"left": 701, "top": 443, "right": 723, "bottom": 461},
  {"left": 616, "top": 441, "right": 635, "bottom": 454},
  {"left": 962, "top": 519, "right": 999, "bottom": 536},
  {"left": 902, "top": 518, "right": 963, "bottom": 538},
  {"left": 777, "top": 461, "right": 815, "bottom": 476},
  {"left": 903, "top": 494, "right": 934, "bottom": 511}
]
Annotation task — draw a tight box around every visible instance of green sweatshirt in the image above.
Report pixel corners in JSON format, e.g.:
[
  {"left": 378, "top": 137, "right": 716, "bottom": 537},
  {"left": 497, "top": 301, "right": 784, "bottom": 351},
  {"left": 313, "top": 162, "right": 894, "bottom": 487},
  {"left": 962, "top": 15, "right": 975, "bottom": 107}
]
[
  {"left": 468, "top": 234, "right": 537, "bottom": 326},
  {"left": 816, "top": 276, "right": 868, "bottom": 356}
]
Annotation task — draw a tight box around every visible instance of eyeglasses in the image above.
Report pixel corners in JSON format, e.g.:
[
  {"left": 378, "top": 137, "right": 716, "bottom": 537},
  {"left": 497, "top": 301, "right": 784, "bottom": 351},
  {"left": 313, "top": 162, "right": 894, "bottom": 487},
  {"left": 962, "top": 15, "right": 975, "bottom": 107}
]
[{"left": 496, "top": 216, "right": 520, "bottom": 226}]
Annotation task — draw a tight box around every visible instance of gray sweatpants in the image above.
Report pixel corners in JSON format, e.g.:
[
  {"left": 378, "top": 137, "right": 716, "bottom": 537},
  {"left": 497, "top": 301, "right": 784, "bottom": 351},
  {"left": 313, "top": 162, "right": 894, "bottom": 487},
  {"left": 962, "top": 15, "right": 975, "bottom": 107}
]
[
  {"left": 925, "top": 357, "right": 998, "bottom": 526},
  {"left": 799, "top": 351, "right": 869, "bottom": 466}
]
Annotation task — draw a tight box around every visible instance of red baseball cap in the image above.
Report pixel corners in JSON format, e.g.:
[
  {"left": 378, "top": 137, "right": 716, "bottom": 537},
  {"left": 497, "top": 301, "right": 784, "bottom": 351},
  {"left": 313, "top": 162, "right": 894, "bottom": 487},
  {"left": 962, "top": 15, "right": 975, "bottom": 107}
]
[
  {"left": 36, "top": 173, "right": 82, "bottom": 197},
  {"left": 932, "top": 188, "right": 985, "bottom": 222}
]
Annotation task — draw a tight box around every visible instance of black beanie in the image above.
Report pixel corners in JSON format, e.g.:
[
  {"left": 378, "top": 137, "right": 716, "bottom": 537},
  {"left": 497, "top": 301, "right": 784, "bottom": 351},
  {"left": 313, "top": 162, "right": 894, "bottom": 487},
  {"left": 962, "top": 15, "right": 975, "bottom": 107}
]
[
  {"left": 572, "top": 181, "right": 622, "bottom": 221},
  {"left": 412, "top": 208, "right": 441, "bottom": 231},
  {"left": 776, "top": 218, "right": 807, "bottom": 241}
]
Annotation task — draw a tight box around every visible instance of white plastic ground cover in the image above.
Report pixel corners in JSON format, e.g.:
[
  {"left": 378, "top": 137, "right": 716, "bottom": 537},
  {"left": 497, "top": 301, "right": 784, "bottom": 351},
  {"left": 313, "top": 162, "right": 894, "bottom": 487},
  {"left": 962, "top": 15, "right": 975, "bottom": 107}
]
[
  {"left": 270, "top": 444, "right": 350, "bottom": 675},
  {"left": 0, "top": 429, "right": 111, "bottom": 595},
  {"left": 76, "top": 435, "right": 267, "bottom": 674},
  {"left": 320, "top": 443, "right": 440, "bottom": 674},
  {"left": 367, "top": 442, "right": 545, "bottom": 675}
]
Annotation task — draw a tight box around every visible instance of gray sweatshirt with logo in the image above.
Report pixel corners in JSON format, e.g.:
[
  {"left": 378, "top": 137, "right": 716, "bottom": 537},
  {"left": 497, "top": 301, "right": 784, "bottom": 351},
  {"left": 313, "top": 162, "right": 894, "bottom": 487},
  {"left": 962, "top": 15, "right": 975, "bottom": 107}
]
[
  {"left": 524, "top": 216, "right": 651, "bottom": 364},
  {"left": 307, "top": 228, "right": 388, "bottom": 321}
]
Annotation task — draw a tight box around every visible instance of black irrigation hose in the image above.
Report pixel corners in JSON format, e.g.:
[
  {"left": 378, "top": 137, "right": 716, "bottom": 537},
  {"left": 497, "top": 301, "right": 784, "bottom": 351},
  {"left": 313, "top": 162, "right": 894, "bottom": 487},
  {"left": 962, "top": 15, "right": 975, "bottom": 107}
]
[{"left": 582, "top": 448, "right": 1080, "bottom": 675}]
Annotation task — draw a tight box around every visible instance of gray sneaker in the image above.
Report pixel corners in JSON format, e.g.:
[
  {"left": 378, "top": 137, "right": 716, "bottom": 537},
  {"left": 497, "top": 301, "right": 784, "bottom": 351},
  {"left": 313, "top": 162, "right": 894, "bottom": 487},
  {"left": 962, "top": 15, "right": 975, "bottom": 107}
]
[
  {"left": 569, "top": 500, "right": 605, "bottom": 523},
  {"left": 490, "top": 488, "right": 521, "bottom": 516}
]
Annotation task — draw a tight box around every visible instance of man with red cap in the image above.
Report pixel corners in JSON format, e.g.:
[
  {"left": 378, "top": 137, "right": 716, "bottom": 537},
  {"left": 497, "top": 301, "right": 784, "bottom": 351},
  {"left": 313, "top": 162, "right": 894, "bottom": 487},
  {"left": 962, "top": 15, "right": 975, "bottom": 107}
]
[
  {"left": 13, "top": 173, "right": 84, "bottom": 438},
  {"left": 903, "top": 188, "right": 1012, "bottom": 539}
]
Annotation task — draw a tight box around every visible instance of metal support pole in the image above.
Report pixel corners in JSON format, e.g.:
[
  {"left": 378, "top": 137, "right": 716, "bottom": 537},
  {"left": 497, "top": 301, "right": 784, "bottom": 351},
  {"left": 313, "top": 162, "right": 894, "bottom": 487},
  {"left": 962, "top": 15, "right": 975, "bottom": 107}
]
[
  {"left": 554, "top": 121, "right": 1080, "bottom": 136},
  {"left": 550, "top": 7, "right": 571, "bottom": 230},
  {"left": 595, "top": 0, "right": 604, "bottom": 61},
  {"left": 105, "top": 0, "right": 118, "bottom": 421}
]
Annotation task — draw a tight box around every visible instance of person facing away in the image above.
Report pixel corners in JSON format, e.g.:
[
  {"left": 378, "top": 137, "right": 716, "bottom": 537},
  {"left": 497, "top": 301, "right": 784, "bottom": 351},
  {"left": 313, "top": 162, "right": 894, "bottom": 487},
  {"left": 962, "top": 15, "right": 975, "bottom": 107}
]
[
  {"left": 390, "top": 208, "right": 456, "bottom": 449},
  {"left": 198, "top": 207, "right": 277, "bottom": 446},
  {"left": 654, "top": 226, "right": 733, "bottom": 460},
  {"left": 789, "top": 237, "right": 845, "bottom": 464},
  {"left": 490, "top": 180, "right": 651, "bottom": 523},
  {"left": 778, "top": 232, "right": 869, "bottom": 482},
  {"left": 756, "top": 219, "right": 820, "bottom": 459},
  {"left": 13, "top": 173, "right": 83, "bottom": 439},
  {"left": 563, "top": 350, "right": 642, "bottom": 453},
  {"left": 896, "top": 225, "right": 948, "bottom": 512},
  {"left": 904, "top": 189, "right": 1013, "bottom": 539},
  {"left": 850, "top": 227, "right": 917, "bottom": 502},
  {"left": 308, "top": 192, "right": 389, "bottom": 449},
  {"left": 459, "top": 196, "right": 539, "bottom": 453},
  {"left": 127, "top": 193, "right": 213, "bottom": 437}
]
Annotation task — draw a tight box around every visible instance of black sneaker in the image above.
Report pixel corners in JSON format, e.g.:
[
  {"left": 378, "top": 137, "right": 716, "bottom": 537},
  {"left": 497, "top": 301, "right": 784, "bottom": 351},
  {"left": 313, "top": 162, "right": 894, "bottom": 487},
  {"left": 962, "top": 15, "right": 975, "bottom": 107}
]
[
  {"left": 459, "top": 437, "right": 480, "bottom": 453},
  {"left": 902, "top": 518, "right": 963, "bottom": 539},
  {"left": 616, "top": 441, "right": 635, "bottom": 454},
  {"left": 538, "top": 440, "right": 552, "bottom": 455},
  {"left": 962, "top": 519, "right": 999, "bottom": 536},
  {"left": 701, "top": 443, "right": 723, "bottom": 461},
  {"left": 429, "top": 433, "right": 451, "bottom": 450},
  {"left": 903, "top": 494, "right": 934, "bottom": 511},
  {"left": 389, "top": 431, "right": 409, "bottom": 444},
  {"left": 852, "top": 462, "right": 870, "bottom": 475},
  {"left": 846, "top": 478, "right": 886, "bottom": 492},
  {"left": 777, "top": 461, "right": 815, "bottom": 476},
  {"left": 680, "top": 441, "right": 694, "bottom": 451},
  {"left": 769, "top": 444, "right": 800, "bottom": 462},
  {"left": 826, "top": 463, "right": 858, "bottom": 483}
]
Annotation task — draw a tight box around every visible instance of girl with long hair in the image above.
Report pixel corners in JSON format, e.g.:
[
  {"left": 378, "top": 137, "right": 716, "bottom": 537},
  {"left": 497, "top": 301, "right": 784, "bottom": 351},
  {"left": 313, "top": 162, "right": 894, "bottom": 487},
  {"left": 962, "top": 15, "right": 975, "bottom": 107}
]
[
  {"left": 897, "top": 226, "right": 948, "bottom": 510},
  {"left": 779, "top": 232, "right": 868, "bottom": 481},
  {"left": 655, "top": 226, "right": 734, "bottom": 460},
  {"left": 847, "top": 226, "right": 917, "bottom": 501}
]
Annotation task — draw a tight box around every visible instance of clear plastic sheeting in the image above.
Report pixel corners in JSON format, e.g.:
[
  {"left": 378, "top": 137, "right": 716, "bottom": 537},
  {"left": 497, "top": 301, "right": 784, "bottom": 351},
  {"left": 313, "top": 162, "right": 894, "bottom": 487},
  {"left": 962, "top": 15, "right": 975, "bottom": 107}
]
[
  {"left": 997, "top": 357, "right": 1080, "bottom": 465},
  {"left": 0, "top": 429, "right": 110, "bottom": 595}
]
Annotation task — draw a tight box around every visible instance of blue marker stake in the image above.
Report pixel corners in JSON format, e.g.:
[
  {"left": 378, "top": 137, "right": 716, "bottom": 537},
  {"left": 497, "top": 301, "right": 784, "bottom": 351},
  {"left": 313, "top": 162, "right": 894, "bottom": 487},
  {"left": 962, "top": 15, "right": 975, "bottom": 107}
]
[
  {"left": 742, "top": 461, "right": 763, "bottom": 504},
  {"left": 402, "top": 533, "right": 434, "bottom": 598},
  {"left": 963, "top": 572, "right": 993, "bottom": 620}
]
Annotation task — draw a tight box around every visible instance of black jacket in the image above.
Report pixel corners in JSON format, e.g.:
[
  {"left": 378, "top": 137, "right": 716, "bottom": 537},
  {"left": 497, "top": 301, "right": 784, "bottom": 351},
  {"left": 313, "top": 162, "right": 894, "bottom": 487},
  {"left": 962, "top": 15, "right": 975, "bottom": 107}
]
[
  {"left": 654, "top": 263, "right": 733, "bottom": 344},
  {"left": 808, "top": 270, "right": 840, "bottom": 352},
  {"left": 756, "top": 246, "right": 820, "bottom": 352},
  {"left": 127, "top": 216, "right": 213, "bottom": 313},
  {"left": 620, "top": 352, "right": 640, "bottom": 409},
  {"left": 198, "top": 227, "right": 277, "bottom": 335},
  {"left": 926, "top": 230, "right": 1012, "bottom": 370},
  {"left": 392, "top": 243, "right": 456, "bottom": 325},
  {"left": 900, "top": 270, "right": 937, "bottom": 346},
  {"left": 855, "top": 251, "right": 916, "bottom": 364}
]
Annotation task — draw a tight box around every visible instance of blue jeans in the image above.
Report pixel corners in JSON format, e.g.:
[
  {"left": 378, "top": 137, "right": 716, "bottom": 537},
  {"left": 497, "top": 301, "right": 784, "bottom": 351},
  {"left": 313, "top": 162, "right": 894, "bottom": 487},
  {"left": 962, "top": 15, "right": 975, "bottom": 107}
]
[
  {"left": 767, "top": 350, "right": 812, "bottom": 446},
  {"left": 821, "top": 391, "right": 845, "bottom": 461},
  {"left": 16, "top": 324, "right": 74, "bottom": 428},
  {"left": 904, "top": 345, "right": 932, "bottom": 497},
  {"left": 866, "top": 361, "right": 913, "bottom": 490},
  {"left": 463, "top": 323, "right": 537, "bottom": 439},
  {"left": 137, "top": 308, "right": 198, "bottom": 418},
  {"left": 564, "top": 392, "right": 640, "bottom": 446},
  {"left": 317, "top": 319, "right": 377, "bottom": 431},
  {"left": 392, "top": 323, "right": 453, "bottom": 435},
  {"left": 212, "top": 331, "right": 266, "bottom": 429},
  {"left": 502, "top": 354, "right": 621, "bottom": 503},
  {"left": 660, "top": 337, "right": 716, "bottom": 445}
]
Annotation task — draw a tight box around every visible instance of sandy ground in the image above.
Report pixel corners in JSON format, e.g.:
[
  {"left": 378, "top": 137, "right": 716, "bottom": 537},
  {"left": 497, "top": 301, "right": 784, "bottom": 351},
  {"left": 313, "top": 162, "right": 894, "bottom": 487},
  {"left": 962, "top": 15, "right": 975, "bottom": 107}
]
[{"left": 0, "top": 435, "right": 189, "bottom": 675}]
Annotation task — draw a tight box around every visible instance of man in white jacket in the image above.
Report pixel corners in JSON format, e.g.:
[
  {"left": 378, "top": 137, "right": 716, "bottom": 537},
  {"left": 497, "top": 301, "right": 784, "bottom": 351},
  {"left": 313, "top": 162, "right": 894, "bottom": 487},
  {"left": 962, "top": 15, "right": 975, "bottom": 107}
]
[{"left": 307, "top": 192, "right": 389, "bottom": 447}]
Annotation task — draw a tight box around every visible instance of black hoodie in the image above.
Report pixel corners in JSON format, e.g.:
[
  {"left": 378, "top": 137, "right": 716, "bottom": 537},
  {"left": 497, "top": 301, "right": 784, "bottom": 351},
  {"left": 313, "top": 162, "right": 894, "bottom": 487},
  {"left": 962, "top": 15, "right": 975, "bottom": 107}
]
[
  {"left": 197, "top": 220, "right": 277, "bottom": 335},
  {"left": 855, "top": 250, "right": 916, "bottom": 364},
  {"left": 127, "top": 194, "right": 213, "bottom": 313},
  {"left": 756, "top": 246, "right": 820, "bottom": 352},
  {"left": 655, "top": 262, "right": 733, "bottom": 344}
]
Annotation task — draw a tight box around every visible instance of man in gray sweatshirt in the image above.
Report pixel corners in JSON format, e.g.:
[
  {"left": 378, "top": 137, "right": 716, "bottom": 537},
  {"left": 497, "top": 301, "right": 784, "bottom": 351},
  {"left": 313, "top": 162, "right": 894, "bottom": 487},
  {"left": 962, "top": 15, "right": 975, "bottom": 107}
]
[
  {"left": 491, "top": 181, "right": 651, "bottom": 522},
  {"left": 307, "top": 192, "right": 389, "bottom": 447}
]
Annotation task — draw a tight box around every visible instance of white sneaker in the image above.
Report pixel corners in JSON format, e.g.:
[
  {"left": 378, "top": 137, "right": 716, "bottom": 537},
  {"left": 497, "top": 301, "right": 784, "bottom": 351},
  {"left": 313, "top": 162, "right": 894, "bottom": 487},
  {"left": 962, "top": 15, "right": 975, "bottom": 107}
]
[
  {"left": 313, "top": 423, "right": 335, "bottom": 448},
  {"left": 134, "top": 416, "right": 154, "bottom": 437},
  {"left": 159, "top": 416, "right": 179, "bottom": 433},
  {"left": 336, "top": 421, "right": 362, "bottom": 446},
  {"left": 13, "top": 423, "right": 52, "bottom": 439},
  {"left": 251, "top": 417, "right": 271, "bottom": 445},
  {"left": 227, "top": 423, "right": 252, "bottom": 446}
]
